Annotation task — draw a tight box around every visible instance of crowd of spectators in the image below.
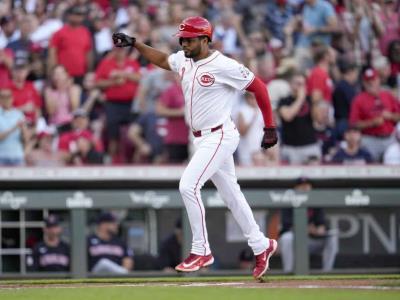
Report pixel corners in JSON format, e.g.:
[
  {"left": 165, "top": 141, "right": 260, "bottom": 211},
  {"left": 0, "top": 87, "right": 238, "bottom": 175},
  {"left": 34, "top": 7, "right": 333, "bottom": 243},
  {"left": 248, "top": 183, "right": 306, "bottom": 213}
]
[{"left": 1, "top": 0, "right": 400, "bottom": 167}]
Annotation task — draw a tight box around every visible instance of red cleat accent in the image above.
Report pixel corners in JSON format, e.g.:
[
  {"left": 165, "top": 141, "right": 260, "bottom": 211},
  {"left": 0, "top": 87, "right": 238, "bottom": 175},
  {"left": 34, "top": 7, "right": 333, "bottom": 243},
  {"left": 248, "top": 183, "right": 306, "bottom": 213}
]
[
  {"left": 253, "top": 239, "right": 278, "bottom": 279},
  {"left": 175, "top": 253, "right": 214, "bottom": 272}
]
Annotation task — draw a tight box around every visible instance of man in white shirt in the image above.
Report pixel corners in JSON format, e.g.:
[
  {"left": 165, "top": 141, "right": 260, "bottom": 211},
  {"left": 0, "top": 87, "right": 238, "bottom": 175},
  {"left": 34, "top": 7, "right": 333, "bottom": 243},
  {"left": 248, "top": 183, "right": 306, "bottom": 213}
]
[{"left": 112, "top": 16, "right": 278, "bottom": 280}]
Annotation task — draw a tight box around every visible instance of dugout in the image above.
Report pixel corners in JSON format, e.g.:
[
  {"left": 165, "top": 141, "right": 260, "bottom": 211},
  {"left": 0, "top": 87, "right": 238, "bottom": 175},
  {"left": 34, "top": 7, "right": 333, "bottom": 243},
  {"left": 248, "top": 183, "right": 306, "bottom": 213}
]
[{"left": 0, "top": 165, "right": 399, "bottom": 278}]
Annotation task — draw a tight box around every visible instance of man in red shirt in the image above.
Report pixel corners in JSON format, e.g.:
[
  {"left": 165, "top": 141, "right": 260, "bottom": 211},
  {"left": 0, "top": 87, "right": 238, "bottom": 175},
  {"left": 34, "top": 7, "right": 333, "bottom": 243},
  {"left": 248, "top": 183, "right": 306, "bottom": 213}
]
[
  {"left": 156, "top": 72, "right": 189, "bottom": 163},
  {"left": 349, "top": 68, "right": 400, "bottom": 161},
  {"left": 58, "top": 109, "right": 100, "bottom": 164},
  {"left": 95, "top": 47, "right": 141, "bottom": 159},
  {"left": 9, "top": 63, "right": 42, "bottom": 125},
  {"left": 48, "top": 6, "right": 93, "bottom": 85},
  {"left": 307, "top": 45, "right": 335, "bottom": 103}
]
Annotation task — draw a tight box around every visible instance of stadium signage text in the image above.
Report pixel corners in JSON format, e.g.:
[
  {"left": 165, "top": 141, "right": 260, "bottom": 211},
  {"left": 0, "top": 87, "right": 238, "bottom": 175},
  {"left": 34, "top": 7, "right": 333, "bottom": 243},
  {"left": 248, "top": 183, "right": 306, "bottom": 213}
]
[
  {"left": 269, "top": 190, "right": 309, "bottom": 207},
  {"left": 0, "top": 192, "right": 27, "bottom": 209},
  {"left": 344, "top": 189, "right": 370, "bottom": 206},
  {"left": 66, "top": 192, "right": 93, "bottom": 208},
  {"left": 129, "top": 191, "right": 170, "bottom": 208}
]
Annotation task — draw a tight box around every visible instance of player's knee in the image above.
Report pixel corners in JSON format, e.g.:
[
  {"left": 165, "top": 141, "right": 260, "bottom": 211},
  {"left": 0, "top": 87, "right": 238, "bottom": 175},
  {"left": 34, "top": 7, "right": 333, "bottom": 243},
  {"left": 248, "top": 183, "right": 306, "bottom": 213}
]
[{"left": 179, "top": 179, "right": 193, "bottom": 197}]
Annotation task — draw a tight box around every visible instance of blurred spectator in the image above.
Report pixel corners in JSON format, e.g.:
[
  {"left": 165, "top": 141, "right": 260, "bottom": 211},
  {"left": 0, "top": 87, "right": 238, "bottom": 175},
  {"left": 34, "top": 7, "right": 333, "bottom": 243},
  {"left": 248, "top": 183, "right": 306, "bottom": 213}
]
[
  {"left": 157, "top": 219, "right": 182, "bottom": 272},
  {"left": 372, "top": 56, "right": 392, "bottom": 91},
  {"left": 26, "top": 129, "right": 64, "bottom": 167},
  {"left": 264, "top": 0, "right": 294, "bottom": 44},
  {"left": 375, "top": 0, "right": 400, "bottom": 57},
  {"left": 341, "top": 0, "right": 381, "bottom": 65},
  {"left": 92, "top": 13, "right": 113, "bottom": 64},
  {"left": 48, "top": 5, "right": 93, "bottom": 85},
  {"left": 266, "top": 58, "right": 296, "bottom": 112},
  {"left": 6, "top": 14, "right": 33, "bottom": 67},
  {"left": 0, "top": 88, "right": 27, "bottom": 166},
  {"left": 213, "top": 10, "right": 242, "bottom": 56},
  {"left": 307, "top": 45, "right": 335, "bottom": 103},
  {"left": 125, "top": 63, "right": 170, "bottom": 165},
  {"left": 95, "top": 47, "right": 141, "bottom": 161},
  {"left": 238, "top": 248, "right": 254, "bottom": 270},
  {"left": 387, "top": 39, "right": 400, "bottom": 89},
  {"left": 278, "top": 73, "right": 321, "bottom": 164},
  {"left": 0, "top": 15, "right": 19, "bottom": 48},
  {"left": 312, "top": 100, "right": 336, "bottom": 161},
  {"left": 44, "top": 65, "right": 81, "bottom": 131},
  {"left": 88, "top": 212, "right": 134, "bottom": 274},
  {"left": 155, "top": 72, "right": 188, "bottom": 164},
  {"left": 26, "top": 215, "right": 70, "bottom": 272},
  {"left": 80, "top": 71, "right": 104, "bottom": 117},
  {"left": 279, "top": 177, "right": 338, "bottom": 273},
  {"left": 0, "top": 47, "right": 13, "bottom": 88},
  {"left": 349, "top": 68, "right": 400, "bottom": 161},
  {"left": 1, "top": 0, "right": 400, "bottom": 168},
  {"left": 294, "top": 0, "right": 338, "bottom": 70},
  {"left": 30, "top": 1, "right": 63, "bottom": 49},
  {"left": 332, "top": 62, "right": 359, "bottom": 139},
  {"left": 237, "top": 92, "right": 279, "bottom": 166},
  {"left": 70, "top": 134, "right": 104, "bottom": 165},
  {"left": 58, "top": 109, "right": 99, "bottom": 164},
  {"left": 127, "top": 113, "right": 164, "bottom": 164},
  {"left": 332, "top": 126, "right": 373, "bottom": 165},
  {"left": 383, "top": 123, "right": 400, "bottom": 164},
  {"left": 9, "top": 62, "right": 42, "bottom": 125},
  {"left": 156, "top": 2, "right": 184, "bottom": 45}
]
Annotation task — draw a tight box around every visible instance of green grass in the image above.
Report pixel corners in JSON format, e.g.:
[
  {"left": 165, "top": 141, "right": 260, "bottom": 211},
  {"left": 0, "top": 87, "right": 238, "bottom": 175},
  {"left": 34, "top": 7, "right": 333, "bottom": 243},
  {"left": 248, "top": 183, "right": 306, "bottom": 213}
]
[
  {"left": 0, "top": 275, "right": 399, "bottom": 300},
  {"left": 1, "top": 274, "right": 399, "bottom": 286},
  {"left": 0, "top": 286, "right": 399, "bottom": 300}
]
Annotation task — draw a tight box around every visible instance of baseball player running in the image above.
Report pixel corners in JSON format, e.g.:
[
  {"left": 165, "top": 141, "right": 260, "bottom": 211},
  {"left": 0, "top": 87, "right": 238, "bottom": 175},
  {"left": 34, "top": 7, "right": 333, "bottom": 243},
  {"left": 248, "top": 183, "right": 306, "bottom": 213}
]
[{"left": 113, "top": 16, "right": 278, "bottom": 279}]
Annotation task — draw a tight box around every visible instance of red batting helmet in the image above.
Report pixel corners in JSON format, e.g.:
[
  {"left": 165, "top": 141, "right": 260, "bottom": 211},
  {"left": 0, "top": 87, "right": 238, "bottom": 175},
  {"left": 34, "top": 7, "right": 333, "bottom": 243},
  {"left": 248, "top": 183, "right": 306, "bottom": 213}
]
[{"left": 175, "top": 16, "right": 213, "bottom": 41}]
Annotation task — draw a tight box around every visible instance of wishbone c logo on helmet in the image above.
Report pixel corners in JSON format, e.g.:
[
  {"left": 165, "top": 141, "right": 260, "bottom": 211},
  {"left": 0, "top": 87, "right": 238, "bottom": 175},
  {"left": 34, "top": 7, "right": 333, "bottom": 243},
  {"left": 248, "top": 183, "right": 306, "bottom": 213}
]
[{"left": 175, "top": 16, "right": 213, "bottom": 41}]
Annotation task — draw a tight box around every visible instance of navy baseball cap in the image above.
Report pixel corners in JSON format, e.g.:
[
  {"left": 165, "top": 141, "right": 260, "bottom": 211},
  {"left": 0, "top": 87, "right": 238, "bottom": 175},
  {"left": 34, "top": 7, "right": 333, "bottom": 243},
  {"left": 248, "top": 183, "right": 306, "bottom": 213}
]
[
  {"left": 44, "top": 215, "right": 60, "bottom": 228},
  {"left": 96, "top": 212, "right": 117, "bottom": 224}
]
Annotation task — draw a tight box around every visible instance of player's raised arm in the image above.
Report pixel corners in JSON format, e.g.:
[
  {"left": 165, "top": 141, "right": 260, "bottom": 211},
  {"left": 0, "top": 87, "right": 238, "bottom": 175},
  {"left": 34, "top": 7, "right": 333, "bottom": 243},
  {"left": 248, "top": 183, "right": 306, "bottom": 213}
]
[
  {"left": 112, "top": 33, "right": 171, "bottom": 71},
  {"left": 245, "top": 76, "right": 278, "bottom": 149}
]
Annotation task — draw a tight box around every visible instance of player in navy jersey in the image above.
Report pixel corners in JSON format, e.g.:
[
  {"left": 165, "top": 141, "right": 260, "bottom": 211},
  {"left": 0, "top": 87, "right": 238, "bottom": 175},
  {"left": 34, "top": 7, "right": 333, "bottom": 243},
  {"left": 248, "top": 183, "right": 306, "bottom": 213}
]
[
  {"left": 26, "top": 215, "right": 70, "bottom": 272},
  {"left": 88, "top": 212, "right": 134, "bottom": 274}
]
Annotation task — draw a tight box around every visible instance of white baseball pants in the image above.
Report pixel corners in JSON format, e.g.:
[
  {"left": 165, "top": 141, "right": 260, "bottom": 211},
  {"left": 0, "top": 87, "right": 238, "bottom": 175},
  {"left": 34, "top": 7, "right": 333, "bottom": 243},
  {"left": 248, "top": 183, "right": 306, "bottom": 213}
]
[{"left": 179, "top": 120, "right": 269, "bottom": 256}]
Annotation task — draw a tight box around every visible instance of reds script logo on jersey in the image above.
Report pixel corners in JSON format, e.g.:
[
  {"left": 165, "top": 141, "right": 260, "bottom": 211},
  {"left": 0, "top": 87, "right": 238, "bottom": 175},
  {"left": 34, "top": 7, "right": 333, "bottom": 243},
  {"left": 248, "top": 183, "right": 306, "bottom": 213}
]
[{"left": 197, "top": 72, "right": 215, "bottom": 87}]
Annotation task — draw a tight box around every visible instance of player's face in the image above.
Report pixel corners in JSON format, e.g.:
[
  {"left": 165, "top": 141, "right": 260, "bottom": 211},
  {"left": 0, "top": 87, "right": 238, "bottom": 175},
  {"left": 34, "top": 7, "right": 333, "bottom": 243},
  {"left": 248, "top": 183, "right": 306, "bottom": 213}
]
[
  {"left": 295, "top": 182, "right": 312, "bottom": 192},
  {"left": 105, "top": 222, "right": 119, "bottom": 236},
  {"left": 180, "top": 37, "right": 204, "bottom": 58},
  {"left": 44, "top": 226, "right": 62, "bottom": 240}
]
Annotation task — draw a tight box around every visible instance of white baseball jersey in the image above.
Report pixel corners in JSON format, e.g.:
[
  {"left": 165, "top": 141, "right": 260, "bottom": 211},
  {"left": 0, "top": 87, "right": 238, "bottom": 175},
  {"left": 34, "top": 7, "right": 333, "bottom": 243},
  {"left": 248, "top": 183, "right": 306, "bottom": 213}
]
[
  {"left": 168, "top": 50, "right": 255, "bottom": 131},
  {"left": 170, "top": 50, "right": 270, "bottom": 257}
]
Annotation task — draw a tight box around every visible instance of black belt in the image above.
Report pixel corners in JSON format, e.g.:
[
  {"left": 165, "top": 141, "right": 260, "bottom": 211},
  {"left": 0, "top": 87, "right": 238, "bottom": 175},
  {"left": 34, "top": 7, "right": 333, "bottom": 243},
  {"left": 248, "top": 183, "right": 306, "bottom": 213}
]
[{"left": 193, "top": 124, "right": 223, "bottom": 137}]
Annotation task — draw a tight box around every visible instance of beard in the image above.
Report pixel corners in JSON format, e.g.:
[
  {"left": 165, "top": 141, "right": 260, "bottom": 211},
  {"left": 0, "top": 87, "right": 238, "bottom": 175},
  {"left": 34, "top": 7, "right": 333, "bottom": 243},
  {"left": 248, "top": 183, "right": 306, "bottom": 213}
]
[{"left": 183, "top": 47, "right": 201, "bottom": 58}]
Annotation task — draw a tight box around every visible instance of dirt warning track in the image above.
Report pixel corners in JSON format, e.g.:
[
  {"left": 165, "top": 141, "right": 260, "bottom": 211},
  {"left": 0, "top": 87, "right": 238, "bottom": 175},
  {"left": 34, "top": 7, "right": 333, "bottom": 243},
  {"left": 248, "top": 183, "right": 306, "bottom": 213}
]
[{"left": 0, "top": 278, "right": 399, "bottom": 291}]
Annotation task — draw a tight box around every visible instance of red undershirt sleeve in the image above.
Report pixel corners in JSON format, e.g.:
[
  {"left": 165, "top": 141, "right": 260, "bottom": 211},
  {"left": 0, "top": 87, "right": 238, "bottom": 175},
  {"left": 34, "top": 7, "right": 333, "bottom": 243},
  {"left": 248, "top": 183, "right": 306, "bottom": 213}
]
[{"left": 245, "top": 76, "right": 275, "bottom": 127}]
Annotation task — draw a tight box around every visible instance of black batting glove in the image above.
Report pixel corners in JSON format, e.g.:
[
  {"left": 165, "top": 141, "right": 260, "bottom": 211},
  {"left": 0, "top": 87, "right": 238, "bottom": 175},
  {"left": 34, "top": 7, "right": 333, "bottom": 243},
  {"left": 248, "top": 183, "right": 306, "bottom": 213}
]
[
  {"left": 261, "top": 127, "right": 278, "bottom": 149},
  {"left": 112, "top": 32, "right": 136, "bottom": 47}
]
